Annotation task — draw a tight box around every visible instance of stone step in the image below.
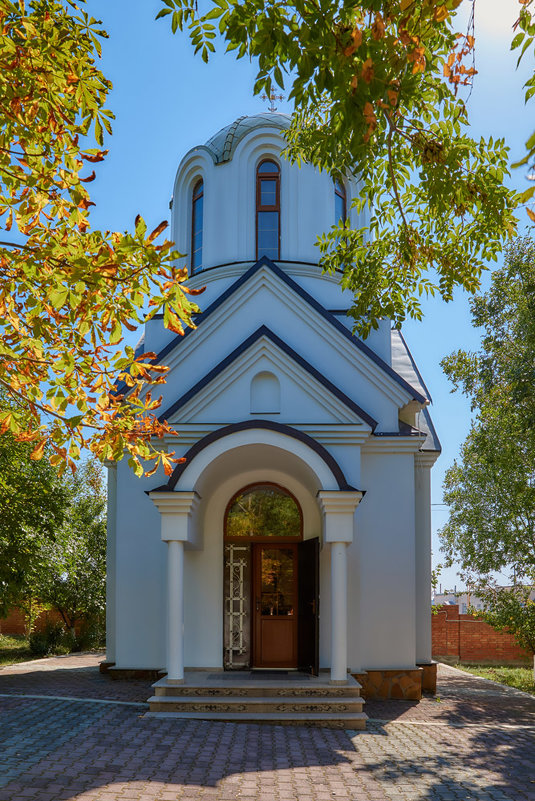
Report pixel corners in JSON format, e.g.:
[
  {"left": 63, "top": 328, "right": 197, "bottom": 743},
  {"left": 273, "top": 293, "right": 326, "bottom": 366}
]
[
  {"left": 153, "top": 684, "right": 362, "bottom": 698},
  {"left": 147, "top": 694, "right": 365, "bottom": 715},
  {"left": 151, "top": 675, "right": 362, "bottom": 699},
  {"left": 144, "top": 709, "right": 368, "bottom": 729}
]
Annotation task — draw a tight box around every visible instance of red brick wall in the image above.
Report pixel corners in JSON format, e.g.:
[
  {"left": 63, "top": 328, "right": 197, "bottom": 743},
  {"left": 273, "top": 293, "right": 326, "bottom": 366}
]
[
  {"left": 432, "top": 604, "right": 532, "bottom": 664},
  {"left": 0, "top": 608, "right": 69, "bottom": 636}
]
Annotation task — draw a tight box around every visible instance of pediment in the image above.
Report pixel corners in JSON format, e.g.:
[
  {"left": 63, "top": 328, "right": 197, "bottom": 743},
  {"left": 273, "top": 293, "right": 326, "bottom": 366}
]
[
  {"left": 162, "top": 327, "right": 375, "bottom": 430},
  {"left": 154, "top": 259, "right": 426, "bottom": 407}
]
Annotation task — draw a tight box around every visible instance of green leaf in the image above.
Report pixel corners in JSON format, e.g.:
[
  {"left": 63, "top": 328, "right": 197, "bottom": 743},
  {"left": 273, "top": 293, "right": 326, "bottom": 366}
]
[{"left": 49, "top": 287, "right": 69, "bottom": 310}]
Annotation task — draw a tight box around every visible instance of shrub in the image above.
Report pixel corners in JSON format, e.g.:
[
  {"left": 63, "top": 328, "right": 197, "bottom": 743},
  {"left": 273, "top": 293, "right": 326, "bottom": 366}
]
[
  {"left": 76, "top": 618, "right": 105, "bottom": 651},
  {"left": 29, "top": 622, "right": 71, "bottom": 656}
]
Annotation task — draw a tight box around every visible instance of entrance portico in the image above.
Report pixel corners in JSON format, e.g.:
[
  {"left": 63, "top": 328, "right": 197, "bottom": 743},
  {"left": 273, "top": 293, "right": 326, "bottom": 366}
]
[{"left": 149, "top": 424, "right": 363, "bottom": 685}]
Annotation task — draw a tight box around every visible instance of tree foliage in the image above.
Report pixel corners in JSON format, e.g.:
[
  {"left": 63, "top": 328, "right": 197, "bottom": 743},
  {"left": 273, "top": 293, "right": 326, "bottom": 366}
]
[
  {"left": 35, "top": 457, "right": 106, "bottom": 630},
  {"left": 479, "top": 586, "right": 535, "bottom": 658},
  {"left": 0, "top": 0, "right": 200, "bottom": 477},
  {"left": 160, "top": 0, "right": 522, "bottom": 335},
  {"left": 440, "top": 238, "right": 535, "bottom": 651},
  {"left": 0, "top": 443, "right": 107, "bottom": 634},
  {"left": 0, "top": 400, "right": 67, "bottom": 616},
  {"left": 510, "top": 0, "right": 535, "bottom": 185}
]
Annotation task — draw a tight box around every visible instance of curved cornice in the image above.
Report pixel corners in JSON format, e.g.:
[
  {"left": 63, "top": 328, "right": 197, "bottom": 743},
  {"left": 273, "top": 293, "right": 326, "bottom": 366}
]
[{"left": 151, "top": 420, "right": 360, "bottom": 493}]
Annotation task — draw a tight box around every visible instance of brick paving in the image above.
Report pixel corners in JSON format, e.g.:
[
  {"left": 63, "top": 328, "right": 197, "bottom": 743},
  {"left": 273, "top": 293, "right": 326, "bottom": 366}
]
[{"left": 1, "top": 656, "right": 535, "bottom": 800}]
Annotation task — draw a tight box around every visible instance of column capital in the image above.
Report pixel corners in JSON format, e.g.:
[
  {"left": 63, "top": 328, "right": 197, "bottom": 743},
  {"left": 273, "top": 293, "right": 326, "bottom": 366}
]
[
  {"left": 149, "top": 491, "right": 200, "bottom": 542},
  {"left": 317, "top": 490, "right": 363, "bottom": 516},
  {"left": 415, "top": 452, "right": 439, "bottom": 469},
  {"left": 317, "top": 490, "right": 363, "bottom": 544}
]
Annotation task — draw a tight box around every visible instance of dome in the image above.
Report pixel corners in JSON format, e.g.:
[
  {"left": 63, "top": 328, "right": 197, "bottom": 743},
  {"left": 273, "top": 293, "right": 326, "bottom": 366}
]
[{"left": 204, "top": 112, "right": 291, "bottom": 165}]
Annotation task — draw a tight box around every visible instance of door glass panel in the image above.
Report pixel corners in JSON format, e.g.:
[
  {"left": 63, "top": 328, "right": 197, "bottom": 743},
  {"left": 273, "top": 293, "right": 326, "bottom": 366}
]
[
  {"left": 260, "top": 548, "right": 295, "bottom": 616},
  {"left": 226, "top": 485, "right": 301, "bottom": 539}
]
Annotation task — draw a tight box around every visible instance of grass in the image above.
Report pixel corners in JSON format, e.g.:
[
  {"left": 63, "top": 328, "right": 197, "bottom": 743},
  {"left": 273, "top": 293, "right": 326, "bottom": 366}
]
[
  {"left": 0, "top": 633, "right": 33, "bottom": 666},
  {"left": 454, "top": 662, "right": 535, "bottom": 695}
]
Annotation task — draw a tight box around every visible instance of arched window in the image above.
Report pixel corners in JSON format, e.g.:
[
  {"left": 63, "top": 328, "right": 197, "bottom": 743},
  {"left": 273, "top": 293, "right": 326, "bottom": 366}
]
[
  {"left": 191, "top": 179, "right": 203, "bottom": 273},
  {"left": 256, "top": 160, "right": 280, "bottom": 261},
  {"left": 334, "top": 178, "right": 346, "bottom": 224},
  {"left": 225, "top": 484, "right": 302, "bottom": 540}
]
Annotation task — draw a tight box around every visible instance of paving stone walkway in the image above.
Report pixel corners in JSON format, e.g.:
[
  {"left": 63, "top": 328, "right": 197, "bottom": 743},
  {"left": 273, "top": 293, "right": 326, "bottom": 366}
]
[{"left": 1, "top": 655, "right": 535, "bottom": 800}]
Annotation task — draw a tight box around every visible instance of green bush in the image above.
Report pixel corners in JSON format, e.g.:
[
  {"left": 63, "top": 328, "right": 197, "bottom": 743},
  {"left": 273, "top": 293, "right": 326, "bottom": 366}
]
[
  {"left": 76, "top": 618, "right": 105, "bottom": 651},
  {"left": 28, "top": 617, "right": 105, "bottom": 656},
  {"left": 29, "top": 622, "right": 71, "bottom": 656}
]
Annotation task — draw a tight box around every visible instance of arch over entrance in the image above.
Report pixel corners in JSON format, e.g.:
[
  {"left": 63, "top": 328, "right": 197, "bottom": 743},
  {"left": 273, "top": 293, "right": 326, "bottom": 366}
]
[{"left": 158, "top": 420, "right": 357, "bottom": 493}]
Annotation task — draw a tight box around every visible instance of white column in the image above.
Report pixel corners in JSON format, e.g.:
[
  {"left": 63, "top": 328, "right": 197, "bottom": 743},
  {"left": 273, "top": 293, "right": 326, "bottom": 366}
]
[
  {"left": 331, "top": 542, "right": 348, "bottom": 683},
  {"left": 415, "top": 454, "right": 436, "bottom": 664},
  {"left": 149, "top": 491, "right": 200, "bottom": 685},
  {"left": 167, "top": 539, "right": 184, "bottom": 682},
  {"left": 317, "top": 490, "right": 363, "bottom": 684}
]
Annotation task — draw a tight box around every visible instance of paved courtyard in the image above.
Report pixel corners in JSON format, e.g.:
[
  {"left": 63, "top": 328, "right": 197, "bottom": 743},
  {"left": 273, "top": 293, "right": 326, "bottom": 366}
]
[{"left": 1, "top": 655, "right": 535, "bottom": 800}]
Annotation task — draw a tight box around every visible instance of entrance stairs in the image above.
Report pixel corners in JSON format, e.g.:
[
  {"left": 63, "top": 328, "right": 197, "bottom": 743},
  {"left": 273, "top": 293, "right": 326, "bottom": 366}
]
[{"left": 146, "top": 671, "right": 367, "bottom": 728}]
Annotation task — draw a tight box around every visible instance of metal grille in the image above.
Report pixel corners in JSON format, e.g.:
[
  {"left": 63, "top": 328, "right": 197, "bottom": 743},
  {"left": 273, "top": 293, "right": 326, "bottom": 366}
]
[{"left": 223, "top": 543, "right": 251, "bottom": 669}]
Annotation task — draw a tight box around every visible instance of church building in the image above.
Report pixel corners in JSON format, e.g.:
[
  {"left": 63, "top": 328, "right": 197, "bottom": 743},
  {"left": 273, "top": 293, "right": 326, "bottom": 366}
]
[{"left": 106, "top": 113, "right": 440, "bottom": 722}]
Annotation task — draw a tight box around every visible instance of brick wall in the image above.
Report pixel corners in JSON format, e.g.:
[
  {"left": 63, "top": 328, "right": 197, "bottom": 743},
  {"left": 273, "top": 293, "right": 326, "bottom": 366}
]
[
  {"left": 0, "top": 608, "right": 69, "bottom": 636},
  {"left": 432, "top": 604, "right": 532, "bottom": 664}
]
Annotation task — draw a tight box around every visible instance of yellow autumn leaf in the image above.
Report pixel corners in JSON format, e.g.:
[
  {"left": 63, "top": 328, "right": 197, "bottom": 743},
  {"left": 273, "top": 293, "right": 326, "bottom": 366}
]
[
  {"left": 30, "top": 439, "right": 46, "bottom": 461},
  {"left": 434, "top": 6, "right": 449, "bottom": 22}
]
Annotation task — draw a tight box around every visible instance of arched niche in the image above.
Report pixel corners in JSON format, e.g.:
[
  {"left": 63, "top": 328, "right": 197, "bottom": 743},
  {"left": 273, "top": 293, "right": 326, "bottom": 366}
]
[{"left": 250, "top": 371, "right": 280, "bottom": 414}]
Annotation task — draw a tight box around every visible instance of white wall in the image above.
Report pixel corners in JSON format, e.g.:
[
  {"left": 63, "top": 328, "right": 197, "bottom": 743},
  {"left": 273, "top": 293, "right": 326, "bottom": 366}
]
[
  {"left": 352, "top": 451, "right": 417, "bottom": 670},
  {"left": 105, "top": 464, "right": 117, "bottom": 664},
  {"left": 114, "top": 461, "right": 167, "bottom": 668}
]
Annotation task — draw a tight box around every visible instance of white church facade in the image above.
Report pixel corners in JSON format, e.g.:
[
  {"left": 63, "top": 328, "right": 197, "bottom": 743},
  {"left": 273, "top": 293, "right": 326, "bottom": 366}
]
[{"left": 106, "top": 113, "right": 440, "bottom": 710}]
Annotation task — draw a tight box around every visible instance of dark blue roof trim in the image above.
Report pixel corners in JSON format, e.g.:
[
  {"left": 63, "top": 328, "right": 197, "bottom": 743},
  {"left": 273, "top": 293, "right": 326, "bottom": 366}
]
[
  {"left": 374, "top": 431, "right": 422, "bottom": 437},
  {"left": 152, "top": 256, "right": 427, "bottom": 404},
  {"left": 158, "top": 324, "right": 377, "bottom": 429},
  {"left": 151, "top": 420, "right": 361, "bottom": 492}
]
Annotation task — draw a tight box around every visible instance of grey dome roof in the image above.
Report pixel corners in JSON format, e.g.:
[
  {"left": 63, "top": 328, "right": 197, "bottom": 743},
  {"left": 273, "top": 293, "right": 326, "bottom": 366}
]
[{"left": 205, "top": 112, "right": 291, "bottom": 164}]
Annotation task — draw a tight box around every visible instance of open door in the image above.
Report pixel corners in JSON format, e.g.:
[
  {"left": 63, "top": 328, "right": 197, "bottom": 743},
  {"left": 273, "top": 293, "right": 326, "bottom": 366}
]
[
  {"left": 298, "top": 537, "right": 319, "bottom": 675},
  {"left": 253, "top": 544, "right": 298, "bottom": 668}
]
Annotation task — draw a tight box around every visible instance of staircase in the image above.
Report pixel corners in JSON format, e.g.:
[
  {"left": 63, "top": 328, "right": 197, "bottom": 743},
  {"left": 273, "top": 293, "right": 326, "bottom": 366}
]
[{"left": 146, "top": 671, "right": 367, "bottom": 728}]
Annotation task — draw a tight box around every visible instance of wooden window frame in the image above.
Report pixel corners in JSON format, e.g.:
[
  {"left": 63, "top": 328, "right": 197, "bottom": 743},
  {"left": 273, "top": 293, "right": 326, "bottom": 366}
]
[
  {"left": 224, "top": 481, "right": 303, "bottom": 543},
  {"left": 256, "top": 159, "right": 280, "bottom": 261},
  {"left": 334, "top": 178, "right": 347, "bottom": 224},
  {"left": 191, "top": 178, "right": 204, "bottom": 274}
]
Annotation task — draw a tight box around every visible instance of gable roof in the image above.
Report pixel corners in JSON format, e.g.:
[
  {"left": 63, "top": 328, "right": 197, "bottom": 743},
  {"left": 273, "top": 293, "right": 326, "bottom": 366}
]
[
  {"left": 153, "top": 257, "right": 427, "bottom": 405},
  {"left": 158, "top": 325, "right": 377, "bottom": 429}
]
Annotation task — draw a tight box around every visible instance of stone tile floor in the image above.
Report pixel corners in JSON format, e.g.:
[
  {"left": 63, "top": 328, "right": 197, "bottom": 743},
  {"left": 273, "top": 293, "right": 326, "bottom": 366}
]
[{"left": 1, "top": 655, "right": 534, "bottom": 800}]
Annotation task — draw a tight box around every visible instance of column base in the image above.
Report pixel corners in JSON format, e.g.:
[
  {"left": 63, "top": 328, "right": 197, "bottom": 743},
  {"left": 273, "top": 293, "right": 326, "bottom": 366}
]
[
  {"left": 166, "top": 677, "right": 185, "bottom": 685},
  {"left": 329, "top": 678, "right": 348, "bottom": 686},
  {"left": 353, "top": 667, "right": 423, "bottom": 700}
]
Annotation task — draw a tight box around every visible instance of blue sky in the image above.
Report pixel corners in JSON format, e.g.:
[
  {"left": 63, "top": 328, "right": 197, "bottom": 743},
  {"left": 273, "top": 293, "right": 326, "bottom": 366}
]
[{"left": 89, "top": 0, "right": 533, "bottom": 591}]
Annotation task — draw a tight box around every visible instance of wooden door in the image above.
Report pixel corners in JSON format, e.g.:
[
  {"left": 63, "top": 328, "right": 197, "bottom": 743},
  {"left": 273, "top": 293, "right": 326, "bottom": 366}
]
[
  {"left": 298, "top": 537, "right": 319, "bottom": 675},
  {"left": 253, "top": 544, "right": 298, "bottom": 668}
]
